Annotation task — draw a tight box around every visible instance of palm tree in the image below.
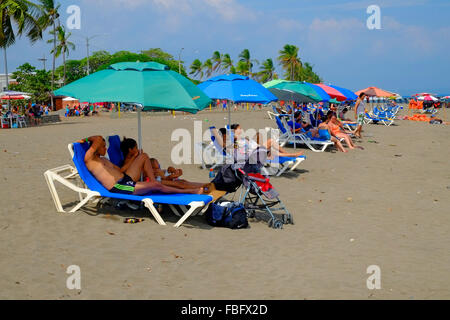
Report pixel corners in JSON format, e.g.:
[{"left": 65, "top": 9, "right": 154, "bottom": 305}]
[
  {"left": 278, "top": 44, "right": 302, "bottom": 81},
  {"left": 189, "top": 59, "right": 203, "bottom": 80},
  {"left": 211, "top": 51, "right": 222, "bottom": 74},
  {"left": 221, "top": 53, "right": 233, "bottom": 73},
  {"left": 257, "top": 58, "right": 276, "bottom": 83},
  {"left": 235, "top": 60, "right": 249, "bottom": 76},
  {"left": 203, "top": 59, "right": 213, "bottom": 79},
  {"left": 0, "top": 0, "right": 42, "bottom": 98},
  {"left": 37, "top": 0, "right": 60, "bottom": 108},
  {"left": 48, "top": 25, "right": 75, "bottom": 85},
  {"left": 238, "top": 49, "right": 258, "bottom": 76}
]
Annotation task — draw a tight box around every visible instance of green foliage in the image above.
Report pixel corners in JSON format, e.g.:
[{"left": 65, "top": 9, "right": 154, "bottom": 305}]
[
  {"left": 190, "top": 59, "right": 203, "bottom": 79},
  {"left": 96, "top": 50, "right": 188, "bottom": 77},
  {"left": 55, "top": 60, "right": 84, "bottom": 84},
  {"left": 141, "top": 48, "right": 174, "bottom": 60},
  {"left": 297, "top": 62, "right": 321, "bottom": 83},
  {"left": 9, "top": 63, "right": 52, "bottom": 103},
  {"left": 0, "top": 0, "right": 42, "bottom": 48},
  {"left": 256, "top": 58, "right": 276, "bottom": 83}
]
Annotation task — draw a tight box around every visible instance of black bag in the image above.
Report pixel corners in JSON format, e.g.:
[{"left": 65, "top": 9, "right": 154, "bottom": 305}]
[
  {"left": 205, "top": 202, "right": 249, "bottom": 229},
  {"left": 211, "top": 165, "right": 242, "bottom": 193}
]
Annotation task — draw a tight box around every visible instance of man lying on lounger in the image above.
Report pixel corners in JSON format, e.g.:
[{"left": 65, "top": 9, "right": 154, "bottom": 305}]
[{"left": 76, "top": 136, "right": 203, "bottom": 195}]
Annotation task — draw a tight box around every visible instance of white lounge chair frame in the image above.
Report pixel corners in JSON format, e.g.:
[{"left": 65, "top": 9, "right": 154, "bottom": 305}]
[
  {"left": 276, "top": 116, "right": 334, "bottom": 152},
  {"left": 43, "top": 144, "right": 211, "bottom": 228}
]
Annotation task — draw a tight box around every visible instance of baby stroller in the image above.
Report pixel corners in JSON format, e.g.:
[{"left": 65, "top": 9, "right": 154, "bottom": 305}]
[{"left": 212, "top": 147, "right": 294, "bottom": 229}]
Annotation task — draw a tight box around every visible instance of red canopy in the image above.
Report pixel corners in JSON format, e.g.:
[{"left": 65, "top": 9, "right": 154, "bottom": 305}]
[{"left": 315, "top": 84, "right": 347, "bottom": 101}]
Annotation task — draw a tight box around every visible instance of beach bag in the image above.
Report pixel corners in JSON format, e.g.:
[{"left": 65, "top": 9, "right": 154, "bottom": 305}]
[
  {"left": 205, "top": 202, "right": 249, "bottom": 229},
  {"left": 212, "top": 165, "right": 242, "bottom": 193}
]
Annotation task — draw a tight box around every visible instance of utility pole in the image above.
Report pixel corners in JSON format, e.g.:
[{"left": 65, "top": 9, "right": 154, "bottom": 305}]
[
  {"left": 178, "top": 48, "right": 184, "bottom": 74},
  {"left": 72, "top": 34, "right": 108, "bottom": 75},
  {"left": 86, "top": 37, "right": 90, "bottom": 75},
  {"left": 38, "top": 55, "right": 48, "bottom": 71}
]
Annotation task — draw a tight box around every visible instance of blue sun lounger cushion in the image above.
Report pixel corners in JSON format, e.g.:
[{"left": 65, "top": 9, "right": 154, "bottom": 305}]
[{"left": 72, "top": 142, "right": 213, "bottom": 206}]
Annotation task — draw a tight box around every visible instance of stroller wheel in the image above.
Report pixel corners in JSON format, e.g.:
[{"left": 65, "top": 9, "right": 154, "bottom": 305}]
[
  {"left": 268, "top": 218, "right": 273, "bottom": 228},
  {"left": 282, "top": 214, "right": 294, "bottom": 225},
  {"left": 287, "top": 214, "right": 294, "bottom": 225},
  {"left": 247, "top": 210, "right": 255, "bottom": 219},
  {"left": 273, "top": 220, "right": 283, "bottom": 229}
]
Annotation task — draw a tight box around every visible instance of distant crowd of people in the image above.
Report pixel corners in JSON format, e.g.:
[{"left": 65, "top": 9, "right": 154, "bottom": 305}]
[{"left": 65, "top": 104, "right": 99, "bottom": 117}]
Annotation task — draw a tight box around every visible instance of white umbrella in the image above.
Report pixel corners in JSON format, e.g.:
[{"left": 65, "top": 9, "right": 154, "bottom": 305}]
[
  {"left": 62, "top": 97, "right": 79, "bottom": 101},
  {"left": 417, "top": 95, "right": 438, "bottom": 102}
]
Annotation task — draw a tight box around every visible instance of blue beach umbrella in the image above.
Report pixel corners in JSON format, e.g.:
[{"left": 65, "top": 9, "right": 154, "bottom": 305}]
[
  {"left": 198, "top": 74, "right": 278, "bottom": 104},
  {"left": 198, "top": 74, "right": 278, "bottom": 130}
]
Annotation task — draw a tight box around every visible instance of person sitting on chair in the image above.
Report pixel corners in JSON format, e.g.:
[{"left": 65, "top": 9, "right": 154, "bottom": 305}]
[
  {"left": 326, "top": 112, "right": 363, "bottom": 150},
  {"left": 231, "top": 123, "right": 304, "bottom": 158},
  {"left": 120, "top": 137, "right": 213, "bottom": 193},
  {"left": 76, "top": 136, "right": 203, "bottom": 195}
]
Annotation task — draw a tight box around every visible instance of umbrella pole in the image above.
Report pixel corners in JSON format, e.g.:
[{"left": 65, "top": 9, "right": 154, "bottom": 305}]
[
  {"left": 137, "top": 105, "right": 142, "bottom": 150},
  {"left": 228, "top": 100, "right": 231, "bottom": 132},
  {"left": 137, "top": 104, "right": 143, "bottom": 182},
  {"left": 290, "top": 94, "right": 296, "bottom": 149}
]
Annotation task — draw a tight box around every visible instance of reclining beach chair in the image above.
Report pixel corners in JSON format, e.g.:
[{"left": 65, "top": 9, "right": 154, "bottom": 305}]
[
  {"left": 275, "top": 116, "right": 334, "bottom": 152},
  {"left": 364, "top": 112, "right": 395, "bottom": 126},
  {"left": 207, "top": 126, "right": 305, "bottom": 177},
  {"left": 44, "top": 142, "right": 214, "bottom": 228}
]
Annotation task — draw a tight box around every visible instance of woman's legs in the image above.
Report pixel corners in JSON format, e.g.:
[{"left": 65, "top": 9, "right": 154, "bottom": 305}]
[
  {"left": 332, "top": 137, "right": 347, "bottom": 153},
  {"left": 134, "top": 181, "right": 203, "bottom": 195},
  {"left": 336, "top": 133, "right": 355, "bottom": 149},
  {"left": 265, "top": 138, "right": 304, "bottom": 157}
]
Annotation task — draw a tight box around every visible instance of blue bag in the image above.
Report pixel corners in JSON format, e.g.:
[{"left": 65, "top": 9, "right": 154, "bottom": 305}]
[{"left": 205, "top": 202, "right": 249, "bottom": 229}]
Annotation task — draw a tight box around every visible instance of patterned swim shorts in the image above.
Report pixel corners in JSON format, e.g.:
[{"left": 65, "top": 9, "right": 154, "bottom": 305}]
[{"left": 357, "top": 113, "right": 365, "bottom": 126}]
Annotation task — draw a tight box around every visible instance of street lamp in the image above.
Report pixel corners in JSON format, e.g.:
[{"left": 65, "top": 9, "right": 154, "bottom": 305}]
[{"left": 178, "top": 48, "right": 184, "bottom": 74}]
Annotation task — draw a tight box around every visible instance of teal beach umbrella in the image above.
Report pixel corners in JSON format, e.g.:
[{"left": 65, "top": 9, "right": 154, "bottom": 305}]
[
  {"left": 268, "top": 81, "right": 326, "bottom": 102},
  {"left": 54, "top": 62, "right": 212, "bottom": 148}
]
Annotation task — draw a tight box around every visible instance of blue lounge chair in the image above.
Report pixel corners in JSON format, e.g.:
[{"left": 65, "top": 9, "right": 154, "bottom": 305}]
[
  {"left": 364, "top": 112, "right": 395, "bottom": 126},
  {"left": 274, "top": 116, "right": 334, "bottom": 152},
  {"left": 44, "top": 142, "right": 213, "bottom": 228},
  {"left": 206, "top": 126, "right": 305, "bottom": 176}
]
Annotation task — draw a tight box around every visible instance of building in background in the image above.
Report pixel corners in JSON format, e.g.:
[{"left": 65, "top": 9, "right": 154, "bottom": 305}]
[{"left": 0, "top": 74, "right": 16, "bottom": 91}]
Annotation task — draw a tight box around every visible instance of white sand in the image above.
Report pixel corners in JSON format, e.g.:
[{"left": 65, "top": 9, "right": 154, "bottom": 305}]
[{"left": 0, "top": 108, "right": 449, "bottom": 299}]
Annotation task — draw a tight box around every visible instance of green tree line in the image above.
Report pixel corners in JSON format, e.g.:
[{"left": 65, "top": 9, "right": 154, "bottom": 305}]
[{"left": 189, "top": 45, "right": 321, "bottom": 84}]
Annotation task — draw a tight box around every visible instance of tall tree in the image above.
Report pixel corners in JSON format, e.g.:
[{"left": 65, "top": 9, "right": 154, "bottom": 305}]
[
  {"left": 221, "top": 53, "right": 233, "bottom": 73},
  {"left": 203, "top": 59, "right": 213, "bottom": 78},
  {"left": 37, "top": 0, "right": 60, "bottom": 108},
  {"left": 235, "top": 60, "right": 249, "bottom": 76},
  {"left": 278, "top": 44, "right": 302, "bottom": 81},
  {"left": 0, "top": 0, "right": 42, "bottom": 103},
  {"left": 211, "top": 51, "right": 222, "bottom": 73},
  {"left": 48, "top": 25, "right": 75, "bottom": 85},
  {"left": 257, "top": 58, "right": 276, "bottom": 83},
  {"left": 238, "top": 49, "right": 258, "bottom": 76},
  {"left": 189, "top": 59, "right": 203, "bottom": 80}
]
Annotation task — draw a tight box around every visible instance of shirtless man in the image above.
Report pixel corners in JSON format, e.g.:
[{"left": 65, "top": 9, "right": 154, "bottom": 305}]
[{"left": 76, "top": 136, "right": 203, "bottom": 195}]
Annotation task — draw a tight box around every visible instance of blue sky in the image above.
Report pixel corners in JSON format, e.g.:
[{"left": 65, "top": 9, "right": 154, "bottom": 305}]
[{"left": 4, "top": 0, "right": 450, "bottom": 96}]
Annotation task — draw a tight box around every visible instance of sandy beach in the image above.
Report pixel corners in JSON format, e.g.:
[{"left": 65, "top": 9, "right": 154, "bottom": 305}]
[{"left": 0, "top": 107, "right": 449, "bottom": 300}]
